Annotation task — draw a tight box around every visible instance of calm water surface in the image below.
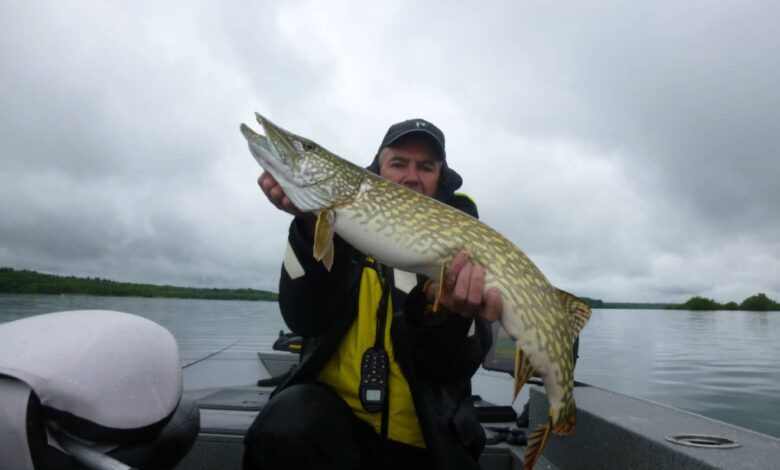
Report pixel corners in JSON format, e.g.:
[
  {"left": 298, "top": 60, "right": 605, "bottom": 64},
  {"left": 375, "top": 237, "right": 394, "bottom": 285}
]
[
  {"left": 575, "top": 308, "right": 780, "bottom": 438},
  {"left": 1, "top": 294, "right": 778, "bottom": 438}
]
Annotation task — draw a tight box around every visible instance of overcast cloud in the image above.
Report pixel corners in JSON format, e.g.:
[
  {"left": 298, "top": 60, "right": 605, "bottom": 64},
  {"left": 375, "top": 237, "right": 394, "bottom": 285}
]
[{"left": 1, "top": 0, "right": 778, "bottom": 302}]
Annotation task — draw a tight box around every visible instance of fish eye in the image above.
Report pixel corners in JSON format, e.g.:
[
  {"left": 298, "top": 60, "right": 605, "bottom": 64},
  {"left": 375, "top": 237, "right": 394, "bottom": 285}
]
[{"left": 303, "top": 141, "right": 316, "bottom": 151}]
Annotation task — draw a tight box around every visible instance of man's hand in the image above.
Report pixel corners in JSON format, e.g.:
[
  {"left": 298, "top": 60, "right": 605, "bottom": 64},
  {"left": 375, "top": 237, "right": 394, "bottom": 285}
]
[
  {"left": 258, "top": 172, "right": 316, "bottom": 234},
  {"left": 258, "top": 172, "right": 304, "bottom": 217},
  {"left": 424, "top": 251, "right": 503, "bottom": 321}
]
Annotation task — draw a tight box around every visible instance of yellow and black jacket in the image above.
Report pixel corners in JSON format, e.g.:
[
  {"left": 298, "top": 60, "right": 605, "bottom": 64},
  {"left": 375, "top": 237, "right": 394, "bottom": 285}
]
[{"left": 275, "top": 188, "right": 493, "bottom": 470}]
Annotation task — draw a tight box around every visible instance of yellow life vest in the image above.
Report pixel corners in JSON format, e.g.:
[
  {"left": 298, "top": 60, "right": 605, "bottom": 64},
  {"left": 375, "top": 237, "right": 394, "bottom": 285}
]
[{"left": 317, "top": 261, "right": 426, "bottom": 448}]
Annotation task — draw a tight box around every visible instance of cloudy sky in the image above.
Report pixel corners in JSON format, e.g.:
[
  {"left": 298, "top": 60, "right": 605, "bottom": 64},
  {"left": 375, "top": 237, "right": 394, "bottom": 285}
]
[{"left": 1, "top": 1, "right": 778, "bottom": 303}]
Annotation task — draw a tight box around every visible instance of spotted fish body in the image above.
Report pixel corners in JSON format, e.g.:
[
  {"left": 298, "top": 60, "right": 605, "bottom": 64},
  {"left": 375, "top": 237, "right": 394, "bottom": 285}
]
[{"left": 240, "top": 114, "right": 590, "bottom": 470}]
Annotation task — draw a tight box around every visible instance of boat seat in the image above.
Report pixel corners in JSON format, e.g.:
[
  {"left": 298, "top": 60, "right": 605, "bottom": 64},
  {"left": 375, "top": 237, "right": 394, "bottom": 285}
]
[{"left": 0, "top": 310, "right": 200, "bottom": 469}]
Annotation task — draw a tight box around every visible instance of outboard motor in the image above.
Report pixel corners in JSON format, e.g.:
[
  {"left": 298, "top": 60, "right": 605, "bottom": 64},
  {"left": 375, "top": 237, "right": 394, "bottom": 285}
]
[{"left": 0, "top": 310, "right": 200, "bottom": 469}]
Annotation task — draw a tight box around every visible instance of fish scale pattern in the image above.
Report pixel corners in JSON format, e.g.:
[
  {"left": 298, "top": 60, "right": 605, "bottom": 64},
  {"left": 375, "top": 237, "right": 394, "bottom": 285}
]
[{"left": 342, "top": 173, "right": 575, "bottom": 423}]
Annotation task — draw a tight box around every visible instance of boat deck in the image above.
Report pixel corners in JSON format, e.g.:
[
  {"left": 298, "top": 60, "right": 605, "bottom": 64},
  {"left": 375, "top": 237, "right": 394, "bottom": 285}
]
[
  {"left": 175, "top": 350, "right": 780, "bottom": 470},
  {"left": 176, "top": 351, "right": 542, "bottom": 470}
]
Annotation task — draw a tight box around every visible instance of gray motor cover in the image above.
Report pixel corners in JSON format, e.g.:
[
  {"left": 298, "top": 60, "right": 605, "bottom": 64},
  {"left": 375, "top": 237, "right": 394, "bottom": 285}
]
[{"left": 0, "top": 310, "right": 182, "bottom": 430}]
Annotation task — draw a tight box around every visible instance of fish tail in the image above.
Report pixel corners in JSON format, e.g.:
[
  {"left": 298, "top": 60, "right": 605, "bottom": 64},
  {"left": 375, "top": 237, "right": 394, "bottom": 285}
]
[
  {"left": 524, "top": 421, "right": 552, "bottom": 470},
  {"left": 552, "top": 399, "right": 577, "bottom": 435}
]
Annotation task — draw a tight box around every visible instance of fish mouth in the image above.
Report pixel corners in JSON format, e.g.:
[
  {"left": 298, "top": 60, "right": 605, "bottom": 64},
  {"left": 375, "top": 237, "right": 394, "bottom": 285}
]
[
  {"left": 239, "top": 114, "right": 289, "bottom": 179},
  {"left": 239, "top": 113, "right": 274, "bottom": 158}
]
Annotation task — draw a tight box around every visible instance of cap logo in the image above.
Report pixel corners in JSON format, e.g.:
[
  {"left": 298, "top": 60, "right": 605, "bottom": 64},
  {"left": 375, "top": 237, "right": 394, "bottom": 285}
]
[{"left": 415, "top": 121, "right": 427, "bottom": 128}]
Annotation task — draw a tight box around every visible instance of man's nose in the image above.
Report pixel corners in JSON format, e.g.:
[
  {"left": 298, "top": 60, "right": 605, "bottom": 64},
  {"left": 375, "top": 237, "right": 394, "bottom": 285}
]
[
  {"left": 403, "top": 165, "right": 421, "bottom": 189},
  {"left": 402, "top": 165, "right": 421, "bottom": 188}
]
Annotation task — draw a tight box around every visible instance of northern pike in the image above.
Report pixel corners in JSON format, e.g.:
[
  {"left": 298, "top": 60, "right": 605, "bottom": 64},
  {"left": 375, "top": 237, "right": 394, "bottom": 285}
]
[{"left": 240, "top": 114, "right": 591, "bottom": 470}]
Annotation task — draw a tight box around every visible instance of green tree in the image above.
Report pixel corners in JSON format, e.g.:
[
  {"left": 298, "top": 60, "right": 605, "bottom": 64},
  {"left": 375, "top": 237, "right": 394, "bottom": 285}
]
[
  {"left": 679, "top": 296, "right": 722, "bottom": 311},
  {"left": 739, "top": 293, "right": 780, "bottom": 311},
  {"left": 581, "top": 297, "right": 604, "bottom": 308}
]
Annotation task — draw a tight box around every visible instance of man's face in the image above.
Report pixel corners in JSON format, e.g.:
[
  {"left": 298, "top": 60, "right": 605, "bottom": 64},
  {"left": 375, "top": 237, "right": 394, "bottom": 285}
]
[{"left": 378, "top": 136, "right": 442, "bottom": 198}]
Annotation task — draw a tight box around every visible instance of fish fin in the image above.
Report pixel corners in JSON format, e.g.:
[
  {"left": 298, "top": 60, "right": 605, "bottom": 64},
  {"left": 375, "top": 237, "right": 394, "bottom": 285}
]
[
  {"left": 313, "top": 210, "right": 335, "bottom": 271},
  {"left": 556, "top": 288, "right": 592, "bottom": 341},
  {"left": 432, "top": 264, "right": 447, "bottom": 312},
  {"left": 513, "top": 347, "right": 534, "bottom": 402},
  {"left": 552, "top": 400, "right": 577, "bottom": 436},
  {"left": 524, "top": 422, "right": 552, "bottom": 470}
]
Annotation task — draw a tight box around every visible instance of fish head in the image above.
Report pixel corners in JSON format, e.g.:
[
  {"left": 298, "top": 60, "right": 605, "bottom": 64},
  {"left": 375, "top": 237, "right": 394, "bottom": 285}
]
[{"left": 240, "top": 113, "right": 361, "bottom": 212}]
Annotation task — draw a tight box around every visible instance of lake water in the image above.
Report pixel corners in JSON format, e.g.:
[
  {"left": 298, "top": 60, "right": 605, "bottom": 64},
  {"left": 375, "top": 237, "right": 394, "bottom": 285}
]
[{"left": 1, "top": 294, "right": 778, "bottom": 438}]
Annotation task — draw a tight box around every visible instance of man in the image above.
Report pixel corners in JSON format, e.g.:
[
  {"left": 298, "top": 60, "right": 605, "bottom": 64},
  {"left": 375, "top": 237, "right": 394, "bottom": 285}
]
[{"left": 243, "top": 119, "right": 502, "bottom": 470}]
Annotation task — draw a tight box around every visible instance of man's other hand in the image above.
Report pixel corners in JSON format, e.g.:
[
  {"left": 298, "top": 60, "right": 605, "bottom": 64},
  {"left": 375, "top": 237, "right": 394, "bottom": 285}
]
[{"left": 424, "top": 251, "right": 503, "bottom": 322}]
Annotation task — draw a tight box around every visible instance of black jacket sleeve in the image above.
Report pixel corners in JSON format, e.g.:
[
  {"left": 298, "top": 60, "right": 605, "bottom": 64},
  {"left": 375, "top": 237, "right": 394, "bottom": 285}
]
[{"left": 277, "top": 218, "right": 354, "bottom": 337}]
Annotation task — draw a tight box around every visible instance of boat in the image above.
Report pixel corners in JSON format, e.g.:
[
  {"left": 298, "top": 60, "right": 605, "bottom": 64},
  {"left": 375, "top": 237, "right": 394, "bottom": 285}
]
[{"left": 1, "top": 310, "right": 778, "bottom": 469}]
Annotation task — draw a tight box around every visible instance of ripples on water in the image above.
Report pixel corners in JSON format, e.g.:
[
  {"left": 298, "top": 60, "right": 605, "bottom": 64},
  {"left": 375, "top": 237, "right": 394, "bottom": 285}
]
[
  {"left": 575, "top": 308, "right": 780, "bottom": 438},
  {"left": 1, "top": 295, "right": 778, "bottom": 438}
]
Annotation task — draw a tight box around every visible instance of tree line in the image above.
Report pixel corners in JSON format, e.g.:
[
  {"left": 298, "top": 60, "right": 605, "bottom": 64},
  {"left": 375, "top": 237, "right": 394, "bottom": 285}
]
[
  {"left": 0, "top": 267, "right": 278, "bottom": 301},
  {"left": 4, "top": 267, "right": 776, "bottom": 310},
  {"left": 580, "top": 294, "right": 779, "bottom": 311},
  {"left": 673, "top": 293, "right": 779, "bottom": 311},
  {"left": 580, "top": 297, "right": 674, "bottom": 309}
]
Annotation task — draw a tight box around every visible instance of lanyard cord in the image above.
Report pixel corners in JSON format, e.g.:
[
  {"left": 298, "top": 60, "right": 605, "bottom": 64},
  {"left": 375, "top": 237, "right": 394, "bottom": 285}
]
[
  {"left": 371, "top": 260, "right": 392, "bottom": 437},
  {"left": 373, "top": 261, "right": 391, "bottom": 350}
]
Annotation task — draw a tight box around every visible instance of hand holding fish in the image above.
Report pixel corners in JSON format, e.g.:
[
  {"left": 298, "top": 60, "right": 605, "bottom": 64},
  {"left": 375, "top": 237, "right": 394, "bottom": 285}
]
[
  {"left": 423, "top": 251, "right": 503, "bottom": 321},
  {"left": 257, "top": 171, "right": 316, "bottom": 234}
]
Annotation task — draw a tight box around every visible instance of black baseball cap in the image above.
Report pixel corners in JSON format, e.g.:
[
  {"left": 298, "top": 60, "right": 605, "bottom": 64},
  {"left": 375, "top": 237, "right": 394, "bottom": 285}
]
[{"left": 377, "top": 118, "right": 446, "bottom": 160}]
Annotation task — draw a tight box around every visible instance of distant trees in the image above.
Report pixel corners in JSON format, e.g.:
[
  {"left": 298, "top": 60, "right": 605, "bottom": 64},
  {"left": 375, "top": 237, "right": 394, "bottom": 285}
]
[
  {"left": 4, "top": 266, "right": 775, "bottom": 311},
  {"left": 739, "top": 293, "right": 780, "bottom": 311},
  {"left": 675, "top": 293, "right": 779, "bottom": 311},
  {"left": 581, "top": 297, "right": 604, "bottom": 308},
  {"left": 577, "top": 296, "right": 673, "bottom": 309},
  {"left": 0, "top": 267, "right": 278, "bottom": 301},
  {"left": 679, "top": 296, "right": 721, "bottom": 311}
]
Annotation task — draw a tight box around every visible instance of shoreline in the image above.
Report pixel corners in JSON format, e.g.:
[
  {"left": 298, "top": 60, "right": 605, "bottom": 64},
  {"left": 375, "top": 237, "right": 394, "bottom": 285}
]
[{"left": 0, "top": 267, "right": 278, "bottom": 302}]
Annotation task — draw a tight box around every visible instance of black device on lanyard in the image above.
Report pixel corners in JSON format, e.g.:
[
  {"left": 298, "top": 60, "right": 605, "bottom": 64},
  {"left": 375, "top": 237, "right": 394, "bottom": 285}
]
[{"left": 359, "top": 262, "right": 391, "bottom": 413}]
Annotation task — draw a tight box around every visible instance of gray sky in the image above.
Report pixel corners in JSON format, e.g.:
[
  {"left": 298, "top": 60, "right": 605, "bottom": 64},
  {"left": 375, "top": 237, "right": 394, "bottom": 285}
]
[{"left": 1, "top": 1, "right": 778, "bottom": 303}]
